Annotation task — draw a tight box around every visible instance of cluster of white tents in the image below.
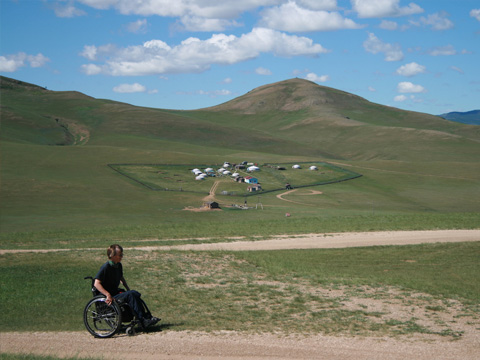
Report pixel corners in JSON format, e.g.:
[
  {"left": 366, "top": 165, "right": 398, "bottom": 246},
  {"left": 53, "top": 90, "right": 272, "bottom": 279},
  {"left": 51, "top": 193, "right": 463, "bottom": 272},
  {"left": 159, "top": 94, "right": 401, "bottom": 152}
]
[
  {"left": 191, "top": 168, "right": 209, "bottom": 180},
  {"left": 192, "top": 161, "right": 259, "bottom": 181},
  {"left": 191, "top": 162, "right": 317, "bottom": 181},
  {"left": 292, "top": 164, "right": 318, "bottom": 170}
]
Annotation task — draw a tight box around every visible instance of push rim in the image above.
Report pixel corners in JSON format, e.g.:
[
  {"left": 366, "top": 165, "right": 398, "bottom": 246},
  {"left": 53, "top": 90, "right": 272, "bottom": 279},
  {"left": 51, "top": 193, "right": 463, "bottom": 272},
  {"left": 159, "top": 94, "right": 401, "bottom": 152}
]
[{"left": 83, "top": 295, "right": 122, "bottom": 338}]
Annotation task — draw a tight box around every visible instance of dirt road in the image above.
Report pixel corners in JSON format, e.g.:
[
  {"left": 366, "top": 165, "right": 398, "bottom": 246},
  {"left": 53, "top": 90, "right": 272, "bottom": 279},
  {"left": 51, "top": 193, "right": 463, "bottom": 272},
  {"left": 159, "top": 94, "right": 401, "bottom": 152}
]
[
  {"left": 1, "top": 329, "right": 478, "bottom": 360},
  {"left": 1, "top": 230, "right": 479, "bottom": 359},
  {"left": 132, "top": 229, "right": 480, "bottom": 252}
]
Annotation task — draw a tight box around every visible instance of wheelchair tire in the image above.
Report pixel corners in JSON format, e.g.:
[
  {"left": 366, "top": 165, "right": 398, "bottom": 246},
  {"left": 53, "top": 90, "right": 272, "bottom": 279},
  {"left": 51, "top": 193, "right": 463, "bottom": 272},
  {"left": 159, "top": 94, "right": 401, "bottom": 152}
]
[{"left": 83, "top": 295, "right": 122, "bottom": 338}]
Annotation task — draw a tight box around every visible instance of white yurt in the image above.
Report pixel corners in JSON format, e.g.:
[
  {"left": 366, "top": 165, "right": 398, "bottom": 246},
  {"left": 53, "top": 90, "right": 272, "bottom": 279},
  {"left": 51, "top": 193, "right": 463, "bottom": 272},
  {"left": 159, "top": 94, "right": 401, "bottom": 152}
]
[
  {"left": 217, "top": 168, "right": 225, "bottom": 173},
  {"left": 309, "top": 166, "right": 318, "bottom": 171},
  {"left": 223, "top": 170, "right": 231, "bottom": 175},
  {"left": 192, "top": 168, "right": 200, "bottom": 173},
  {"left": 247, "top": 166, "right": 260, "bottom": 172},
  {"left": 232, "top": 172, "right": 240, "bottom": 177},
  {"left": 292, "top": 164, "right": 301, "bottom": 169},
  {"left": 195, "top": 174, "right": 206, "bottom": 180}
]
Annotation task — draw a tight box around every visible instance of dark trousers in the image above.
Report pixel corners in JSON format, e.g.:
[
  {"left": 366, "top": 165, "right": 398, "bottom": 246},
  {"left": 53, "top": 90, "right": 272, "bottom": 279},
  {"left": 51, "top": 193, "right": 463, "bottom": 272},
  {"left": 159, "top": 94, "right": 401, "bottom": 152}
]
[{"left": 115, "top": 290, "right": 146, "bottom": 320}]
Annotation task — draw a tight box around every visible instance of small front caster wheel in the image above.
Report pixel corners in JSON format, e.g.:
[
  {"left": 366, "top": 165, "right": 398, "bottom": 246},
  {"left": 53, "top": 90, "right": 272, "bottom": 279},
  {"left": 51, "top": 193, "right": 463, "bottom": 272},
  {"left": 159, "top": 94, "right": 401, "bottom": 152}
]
[{"left": 126, "top": 326, "right": 135, "bottom": 336}]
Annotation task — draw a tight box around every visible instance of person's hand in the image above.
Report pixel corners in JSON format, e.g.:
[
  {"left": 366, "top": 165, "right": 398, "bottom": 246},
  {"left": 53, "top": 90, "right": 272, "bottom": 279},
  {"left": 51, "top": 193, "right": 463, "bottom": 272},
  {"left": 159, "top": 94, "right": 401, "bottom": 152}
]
[{"left": 105, "top": 294, "right": 113, "bottom": 305}]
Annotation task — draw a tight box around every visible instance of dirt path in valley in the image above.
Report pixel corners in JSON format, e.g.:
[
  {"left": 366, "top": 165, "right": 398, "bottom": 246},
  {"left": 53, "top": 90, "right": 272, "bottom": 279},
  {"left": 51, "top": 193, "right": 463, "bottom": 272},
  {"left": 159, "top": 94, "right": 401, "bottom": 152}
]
[
  {"left": 1, "top": 230, "right": 478, "bottom": 254},
  {"left": 2, "top": 329, "right": 478, "bottom": 360},
  {"left": 131, "top": 229, "right": 480, "bottom": 252},
  {"left": 1, "top": 230, "right": 479, "bottom": 359}
]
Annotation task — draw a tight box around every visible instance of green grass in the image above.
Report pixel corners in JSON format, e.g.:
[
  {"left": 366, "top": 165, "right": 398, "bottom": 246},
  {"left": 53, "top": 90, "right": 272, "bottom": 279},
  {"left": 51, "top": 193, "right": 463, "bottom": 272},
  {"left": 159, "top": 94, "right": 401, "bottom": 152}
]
[
  {"left": 1, "top": 76, "right": 480, "bottom": 244},
  {"left": 108, "top": 162, "right": 360, "bottom": 194},
  {"left": 1, "top": 138, "right": 479, "bottom": 248},
  {"left": 0, "top": 242, "right": 478, "bottom": 337},
  {"left": 1, "top": 212, "right": 478, "bottom": 250},
  {"left": 1, "top": 76, "right": 479, "bottom": 340}
]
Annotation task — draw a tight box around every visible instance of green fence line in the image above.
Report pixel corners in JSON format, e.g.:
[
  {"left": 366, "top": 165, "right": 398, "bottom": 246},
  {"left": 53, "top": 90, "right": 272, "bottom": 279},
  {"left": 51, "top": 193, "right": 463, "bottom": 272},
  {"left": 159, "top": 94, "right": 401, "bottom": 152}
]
[
  {"left": 107, "top": 162, "right": 362, "bottom": 196},
  {"left": 108, "top": 163, "right": 210, "bottom": 194}
]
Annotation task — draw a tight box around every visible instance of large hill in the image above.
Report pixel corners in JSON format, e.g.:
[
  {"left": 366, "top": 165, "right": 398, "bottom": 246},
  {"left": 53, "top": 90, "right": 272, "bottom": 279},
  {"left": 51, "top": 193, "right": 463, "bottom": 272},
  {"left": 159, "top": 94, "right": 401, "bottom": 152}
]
[{"left": 1, "top": 76, "right": 479, "bottom": 162}]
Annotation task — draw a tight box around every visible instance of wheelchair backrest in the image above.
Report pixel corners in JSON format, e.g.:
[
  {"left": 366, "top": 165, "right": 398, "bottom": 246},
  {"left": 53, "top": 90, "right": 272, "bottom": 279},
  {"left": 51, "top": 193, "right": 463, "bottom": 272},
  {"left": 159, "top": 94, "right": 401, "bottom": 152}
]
[{"left": 84, "top": 276, "right": 101, "bottom": 296}]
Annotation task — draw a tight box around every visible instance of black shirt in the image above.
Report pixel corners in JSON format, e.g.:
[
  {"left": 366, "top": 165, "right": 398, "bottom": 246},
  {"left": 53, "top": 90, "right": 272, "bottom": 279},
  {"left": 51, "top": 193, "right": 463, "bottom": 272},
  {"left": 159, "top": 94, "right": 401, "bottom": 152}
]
[{"left": 95, "top": 261, "right": 123, "bottom": 296}]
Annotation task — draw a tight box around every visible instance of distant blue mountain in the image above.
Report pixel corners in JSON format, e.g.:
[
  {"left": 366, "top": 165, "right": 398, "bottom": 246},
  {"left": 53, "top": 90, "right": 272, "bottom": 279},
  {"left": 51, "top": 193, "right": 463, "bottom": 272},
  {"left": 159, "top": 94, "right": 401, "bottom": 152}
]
[{"left": 438, "top": 110, "right": 480, "bottom": 125}]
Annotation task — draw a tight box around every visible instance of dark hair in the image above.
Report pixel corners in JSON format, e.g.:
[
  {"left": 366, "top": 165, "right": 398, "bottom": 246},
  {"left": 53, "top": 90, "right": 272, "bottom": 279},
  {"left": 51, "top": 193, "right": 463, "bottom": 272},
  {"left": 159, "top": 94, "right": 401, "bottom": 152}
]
[{"left": 107, "top": 244, "right": 123, "bottom": 259}]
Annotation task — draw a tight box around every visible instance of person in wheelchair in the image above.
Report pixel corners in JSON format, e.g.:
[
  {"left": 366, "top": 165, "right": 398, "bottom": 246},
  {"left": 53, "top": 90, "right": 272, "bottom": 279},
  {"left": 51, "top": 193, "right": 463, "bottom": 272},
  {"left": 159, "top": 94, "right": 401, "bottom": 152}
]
[{"left": 94, "top": 244, "right": 159, "bottom": 329}]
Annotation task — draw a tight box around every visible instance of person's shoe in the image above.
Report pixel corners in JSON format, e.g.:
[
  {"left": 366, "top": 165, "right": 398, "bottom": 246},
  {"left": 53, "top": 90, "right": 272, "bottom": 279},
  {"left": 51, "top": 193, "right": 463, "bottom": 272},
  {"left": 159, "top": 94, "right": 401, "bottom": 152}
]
[{"left": 142, "top": 317, "right": 160, "bottom": 328}]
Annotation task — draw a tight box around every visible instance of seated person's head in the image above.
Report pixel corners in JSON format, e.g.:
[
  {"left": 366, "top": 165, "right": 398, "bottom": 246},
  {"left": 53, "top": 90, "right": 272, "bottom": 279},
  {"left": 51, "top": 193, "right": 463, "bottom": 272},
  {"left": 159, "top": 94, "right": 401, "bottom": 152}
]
[{"left": 107, "top": 244, "right": 123, "bottom": 262}]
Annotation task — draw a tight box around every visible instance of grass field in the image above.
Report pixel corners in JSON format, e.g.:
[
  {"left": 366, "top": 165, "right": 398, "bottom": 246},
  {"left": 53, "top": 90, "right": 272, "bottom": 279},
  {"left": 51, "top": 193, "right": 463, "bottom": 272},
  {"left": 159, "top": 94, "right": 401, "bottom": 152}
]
[
  {"left": 0, "top": 76, "right": 479, "bottom": 341},
  {"left": 0, "top": 242, "right": 478, "bottom": 337},
  {"left": 108, "top": 161, "right": 360, "bottom": 194},
  {"left": 1, "top": 139, "right": 479, "bottom": 249}
]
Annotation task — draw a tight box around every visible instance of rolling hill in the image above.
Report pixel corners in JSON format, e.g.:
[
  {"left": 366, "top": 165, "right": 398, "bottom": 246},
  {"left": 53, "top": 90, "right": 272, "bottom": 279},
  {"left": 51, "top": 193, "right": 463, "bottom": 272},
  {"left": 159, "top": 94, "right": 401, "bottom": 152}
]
[
  {"left": 438, "top": 110, "right": 480, "bottom": 125},
  {"left": 0, "top": 75, "right": 479, "bottom": 244},
  {"left": 2, "top": 76, "right": 478, "bottom": 162}
]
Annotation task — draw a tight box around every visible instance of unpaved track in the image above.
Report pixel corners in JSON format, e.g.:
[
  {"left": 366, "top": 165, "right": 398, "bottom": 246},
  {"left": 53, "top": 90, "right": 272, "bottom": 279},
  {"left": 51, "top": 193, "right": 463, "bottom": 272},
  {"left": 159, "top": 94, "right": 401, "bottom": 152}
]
[
  {"left": 1, "top": 230, "right": 479, "bottom": 359},
  {"left": 133, "top": 229, "right": 480, "bottom": 252},
  {"left": 1, "top": 329, "right": 478, "bottom": 360},
  {"left": 1, "top": 229, "right": 478, "bottom": 254}
]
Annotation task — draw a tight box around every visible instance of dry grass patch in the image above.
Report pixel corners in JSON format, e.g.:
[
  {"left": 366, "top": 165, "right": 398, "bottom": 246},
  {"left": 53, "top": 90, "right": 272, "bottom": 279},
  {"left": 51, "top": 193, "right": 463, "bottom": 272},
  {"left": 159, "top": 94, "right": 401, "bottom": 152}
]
[{"left": 124, "top": 251, "right": 480, "bottom": 339}]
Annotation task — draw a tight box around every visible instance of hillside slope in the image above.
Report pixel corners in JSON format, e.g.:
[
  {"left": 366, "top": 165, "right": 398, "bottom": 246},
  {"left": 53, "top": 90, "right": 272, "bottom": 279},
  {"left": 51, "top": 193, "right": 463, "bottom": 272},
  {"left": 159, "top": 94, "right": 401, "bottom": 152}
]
[
  {"left": 1, "top": 76, "right": 479, "bottom": 162},
  {"left": 185, "top": 79, "right": 480, "bottom": 161},
  {"left": 439, "top": 110, "right": 480, "bottom": 125}
]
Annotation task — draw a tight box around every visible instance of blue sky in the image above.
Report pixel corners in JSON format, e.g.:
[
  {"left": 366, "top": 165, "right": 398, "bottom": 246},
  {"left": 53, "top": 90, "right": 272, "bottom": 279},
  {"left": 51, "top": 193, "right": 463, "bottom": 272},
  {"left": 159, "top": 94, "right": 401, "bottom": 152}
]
[{"left": 1, "top": 0, "right": 479, "bottom": 115}]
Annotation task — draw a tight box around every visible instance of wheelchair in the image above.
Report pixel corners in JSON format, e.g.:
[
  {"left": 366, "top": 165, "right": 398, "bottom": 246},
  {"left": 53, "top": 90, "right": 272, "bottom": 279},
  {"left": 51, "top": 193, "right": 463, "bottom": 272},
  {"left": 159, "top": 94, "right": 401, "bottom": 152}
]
[{"left": 83, "top": 276, "right": 153, "bottom": 338}]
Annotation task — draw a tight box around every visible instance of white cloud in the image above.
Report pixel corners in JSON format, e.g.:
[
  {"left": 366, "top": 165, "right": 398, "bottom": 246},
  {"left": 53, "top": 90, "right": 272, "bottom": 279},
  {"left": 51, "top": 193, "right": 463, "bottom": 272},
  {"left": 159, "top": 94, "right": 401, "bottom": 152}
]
[
  {"left": 368, "top": 86, "right": 376, "bottom": 92},
  {"left": 81, "top": 28, "right": 329, "bottom": 76},
  {"left": 81, "top": 63, "right": 103, "bottom": 75},
  {"left": 126, "top": 19, "right": 148, "bottom": 33},
  {"left": 53, "top": 2, "right": 86, "bottom": 17},
  {"left": 297, "top": 0, "right": 338, "bottom": 11},
  {"left": 418, "top": 12, "right": 454, "bottom": 31},
  {"left": 73, "top": 0, "right": 344, "bottom": 32},
  {"left": 222, "top": 77, "right": 233, "bottom": 84},
  {"left": 0, "top": 52, "right": 50, "bottom": 72},
  {"left": 394, "top": 95, "right": 407, "bottom": 102},
  {"left": 450, "top": 66, "right": 464, "bottom": 74},
  {"left": 178, "top": 15, "right": 241, "bottom": 32},
  {"left": 379, "top": 20, "right": 398, "bottom": 30},
  {"left": 397, "top": 81, "right": 426, "bottom": 93},
  {"left": 427, "top": 45, "right": 456, "bottom": 56},
  {"left": 396, "top": 62, "right": 426, "bottom": 77},
  {"left": 305, "top": 73, "right": 329, "bottom": 82},
  {"left": 113, "top": 83, "right": 147, "bottom": 94},
  {"left": 113, "top": 83, "right": 147, "bottom": 93},
  {"left": 470, "top": 9, "right": 480, "bottom": 22},
  {"left": 255, "top": 67, "right": 272, "bottom": 75},
  {"left": 351, "top": 0, "right": 423, "bottom": 18},
  {"left": 77, "top": 0, "right": 269, "bottom": 19},
  {"left": 80, "top": 45, "right": 97, "bottom": 60},
  {"left": 363, "top": 32, "right": 403, "bottom": 61},
  {"left": 260, "top": 2, "right": 362, "bottom": 32},
  {"left": 196, "top": 89, "right": 232, "bottom": 97},
  {"left": 80, "top": 44, "right": 120, "bottom": 61},
  {"left": 27, "top": 53, "right": 50, "bottom": 68}
]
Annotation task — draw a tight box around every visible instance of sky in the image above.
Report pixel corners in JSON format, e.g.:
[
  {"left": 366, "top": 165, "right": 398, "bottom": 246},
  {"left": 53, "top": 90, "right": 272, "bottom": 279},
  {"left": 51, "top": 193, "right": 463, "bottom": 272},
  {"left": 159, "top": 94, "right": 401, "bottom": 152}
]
[{"left": 1, "top": 0, "right": 479, "bottom": 115}]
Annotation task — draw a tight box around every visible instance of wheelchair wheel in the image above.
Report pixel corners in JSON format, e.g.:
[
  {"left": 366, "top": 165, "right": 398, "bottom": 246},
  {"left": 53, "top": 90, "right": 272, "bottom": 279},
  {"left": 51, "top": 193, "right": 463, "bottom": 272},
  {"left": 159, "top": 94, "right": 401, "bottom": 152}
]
[{"left": 83, "top": 295, "right": 122, "bottom": 338}]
